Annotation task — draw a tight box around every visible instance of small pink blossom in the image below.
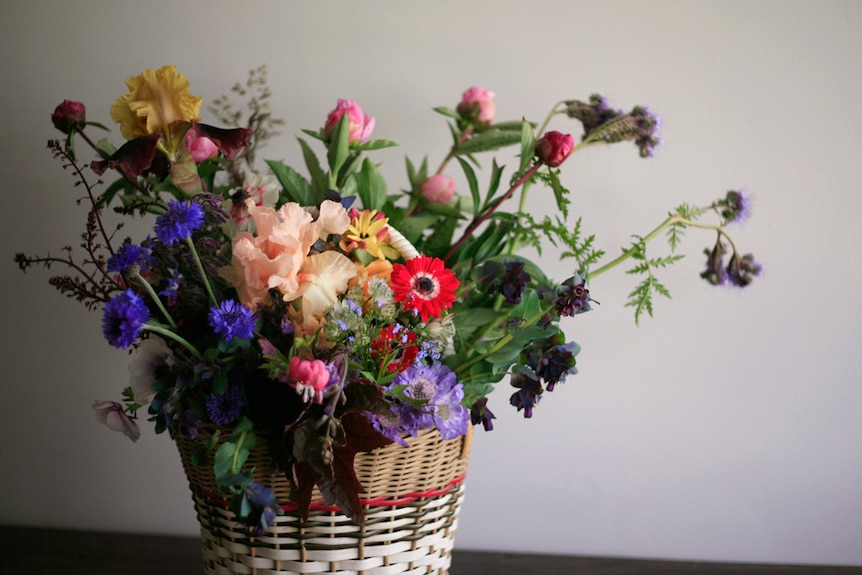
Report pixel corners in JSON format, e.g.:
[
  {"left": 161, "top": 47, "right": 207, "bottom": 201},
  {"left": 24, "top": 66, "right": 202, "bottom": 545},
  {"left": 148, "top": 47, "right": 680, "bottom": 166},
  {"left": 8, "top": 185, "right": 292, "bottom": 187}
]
[
  {"left": 92, "top": 400, "right": 140, "bottom": 442},
  {"left": 535, "top": 131, "right": 575, "bottom": 167},
  {"left": 420, "top": 174, "right": 456, "bottom": 204},
  {"left": 184, "top": 126, "right": 219, "bottom": 162},
  {"left": 289, "top": 356, "right": 330, "bottom": 403},
  {"left": 323, "top": 99, "right": 375, "bottom": 143},
  {"left": 457, "top": 87, "right": 496, "bottom": 125},
  {"left": 223, "top": 173, "right": 281, "bottom": 233}
]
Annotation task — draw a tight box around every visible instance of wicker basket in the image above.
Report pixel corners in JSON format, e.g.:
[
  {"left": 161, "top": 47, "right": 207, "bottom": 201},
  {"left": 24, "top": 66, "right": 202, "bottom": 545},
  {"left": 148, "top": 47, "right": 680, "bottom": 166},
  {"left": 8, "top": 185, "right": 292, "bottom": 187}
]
[{"left": 175, "top": 425, "right": 472, "bottom": 575}]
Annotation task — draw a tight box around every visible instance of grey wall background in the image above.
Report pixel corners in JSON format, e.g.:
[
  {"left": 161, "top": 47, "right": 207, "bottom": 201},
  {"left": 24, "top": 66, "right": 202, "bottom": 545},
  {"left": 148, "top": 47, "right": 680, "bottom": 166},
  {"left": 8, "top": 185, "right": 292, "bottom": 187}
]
[{"left": 2, "top": 0, "right": 861, "bottom": 566}]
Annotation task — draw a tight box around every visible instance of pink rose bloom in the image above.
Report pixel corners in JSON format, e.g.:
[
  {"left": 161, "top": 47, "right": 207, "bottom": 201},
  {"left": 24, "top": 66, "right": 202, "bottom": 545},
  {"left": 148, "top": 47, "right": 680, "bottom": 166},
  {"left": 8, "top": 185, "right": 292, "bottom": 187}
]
[
  {"left": 535, "top": 131, "right": 575, "bottom": 167},
  {"left": 323, "top": 99, "right": 375, "bottom": 143},
  {"left": 92, "top": 400, "right": 140, "bottom": 442},
  {"left": 420, "top": 174, "right": 456, "bottom": 204},
  {"left": 289, "top": 356, "right": 331, "bottom": 403},
  {"left": 184, "top": 126, "right": 219, "bottom": 163},
  {"left": 457, "top": 87, "right": 496, "bottom": 125}
]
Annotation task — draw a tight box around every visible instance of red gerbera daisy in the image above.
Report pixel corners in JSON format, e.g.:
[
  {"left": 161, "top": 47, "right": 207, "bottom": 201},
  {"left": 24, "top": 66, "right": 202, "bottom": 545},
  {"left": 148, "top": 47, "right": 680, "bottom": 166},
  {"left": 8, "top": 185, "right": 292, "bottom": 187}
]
[{"left": 390, "top": 255, "right": 459, "bottom": 322}]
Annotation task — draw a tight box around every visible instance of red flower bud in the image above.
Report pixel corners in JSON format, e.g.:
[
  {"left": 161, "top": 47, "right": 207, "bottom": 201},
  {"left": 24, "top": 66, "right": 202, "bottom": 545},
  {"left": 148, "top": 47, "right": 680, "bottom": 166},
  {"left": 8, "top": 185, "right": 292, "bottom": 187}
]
[
  {"left": 535, "top": 131, "right": 575, "bottom": 167},
  {"left": 51, "top": 100, "right": 86, "bottom": 134}
]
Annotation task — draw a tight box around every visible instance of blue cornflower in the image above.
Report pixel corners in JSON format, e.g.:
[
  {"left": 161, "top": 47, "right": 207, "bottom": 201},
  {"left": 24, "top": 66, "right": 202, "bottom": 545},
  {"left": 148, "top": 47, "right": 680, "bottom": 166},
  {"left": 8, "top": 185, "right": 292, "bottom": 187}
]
[
  {"left": 236, "top": 482, "right": 280, "bottom": 535},
  {"left": 208, "top": 299, "right": 257, "bottom": 342},
  {"left": 159, "top": 268, "right": 182, "bottom": 302},
  {"left": 106, "top": 242, "right": 151, "bottom": 274},
  {"left": 154, "top": 200, "right": 205, "bottom": 245},
  {"left": 205, "top": 384, "right": 244, "bottom": 426},
  {"left": 102, "top": 289, "right": 150, "bottom": 349}
]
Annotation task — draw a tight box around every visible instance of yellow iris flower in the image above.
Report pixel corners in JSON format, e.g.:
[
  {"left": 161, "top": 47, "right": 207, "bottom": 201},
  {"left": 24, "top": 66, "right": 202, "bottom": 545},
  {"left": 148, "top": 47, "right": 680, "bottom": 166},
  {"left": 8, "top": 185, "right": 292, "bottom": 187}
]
[{"left": 109, "top": 65, "right": 202, "bottom": 148}]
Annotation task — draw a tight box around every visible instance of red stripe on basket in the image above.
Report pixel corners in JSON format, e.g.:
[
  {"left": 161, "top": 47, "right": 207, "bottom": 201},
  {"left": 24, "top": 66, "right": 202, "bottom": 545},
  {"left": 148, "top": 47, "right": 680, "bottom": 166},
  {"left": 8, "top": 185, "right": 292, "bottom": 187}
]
[{"left": 192, "top": 474, "right": 466, "bottom": 512}]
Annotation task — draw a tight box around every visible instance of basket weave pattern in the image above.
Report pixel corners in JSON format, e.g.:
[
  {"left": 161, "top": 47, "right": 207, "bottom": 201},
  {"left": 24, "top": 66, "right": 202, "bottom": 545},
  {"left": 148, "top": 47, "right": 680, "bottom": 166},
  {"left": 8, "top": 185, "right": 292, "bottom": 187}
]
[{"left": 175, "top": 426, "right": 472, "bottom": 575}]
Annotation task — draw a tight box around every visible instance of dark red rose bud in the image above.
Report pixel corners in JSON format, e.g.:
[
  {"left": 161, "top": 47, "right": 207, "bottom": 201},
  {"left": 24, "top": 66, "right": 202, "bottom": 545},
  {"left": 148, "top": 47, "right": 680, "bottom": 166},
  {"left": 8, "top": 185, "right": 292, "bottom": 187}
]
[
  {"left": 51, "top": 100, "right": 86, "bottom": 134},
  {"left": 535, "top": 130, "right": 575, "bottom": 167}
]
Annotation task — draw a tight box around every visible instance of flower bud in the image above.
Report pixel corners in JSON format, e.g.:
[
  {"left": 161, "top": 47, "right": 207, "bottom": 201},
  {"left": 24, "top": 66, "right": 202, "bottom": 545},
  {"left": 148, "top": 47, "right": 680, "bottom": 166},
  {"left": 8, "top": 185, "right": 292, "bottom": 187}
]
[
  {"left": 535, "top": 131, "right": 575, "bottom": 167},
  {"left": 323, "top": 99, "right": 375, "bottom": 143},
  {"left": 184, "top": 126, "right": 219, "bottom": 162},
  {"left": 457, "top": 87, "right": 496, "bottom": 125},
  {"left": 51, "top": 100, "right": 86, "bottom": 134},
  {"left": 420, "top": 174, "right": 455, "bottom": 204}
]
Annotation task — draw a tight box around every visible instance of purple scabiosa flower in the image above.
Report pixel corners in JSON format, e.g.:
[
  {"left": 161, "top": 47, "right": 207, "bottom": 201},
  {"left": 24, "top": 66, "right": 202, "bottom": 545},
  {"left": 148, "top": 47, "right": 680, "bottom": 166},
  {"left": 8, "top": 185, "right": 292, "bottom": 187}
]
[
  {"left": 102, "top": 289, "right": 150, "bottom": 349},
  {"left": 236, "top": 482, "right": 280, "bottom": 535},
  {"left": 209, "top": 299, "right": 257, "bottom": 342},
  {"left": 107, "top": 242, "right": 151, "bottom": 274},
  {"left": 509, "top": 365, "right": 543, "bottom": 418},
  {"left": 205, "top": 384, "right": 244, "bottom": 426},
  {"left": 432, "top": 380, "right": 469, "bottom": 440},
  {"left": 368, "top": 408, "right": 411, "bottom": 447},
  {"left": 154, "top": 200, "right": 205, "bottom": 245},
  {"left": 553, "top": 274, "right": 592, "bottom": 317},
  {"left": 719, "top": 190, "right": 751, "bottom": 224}
]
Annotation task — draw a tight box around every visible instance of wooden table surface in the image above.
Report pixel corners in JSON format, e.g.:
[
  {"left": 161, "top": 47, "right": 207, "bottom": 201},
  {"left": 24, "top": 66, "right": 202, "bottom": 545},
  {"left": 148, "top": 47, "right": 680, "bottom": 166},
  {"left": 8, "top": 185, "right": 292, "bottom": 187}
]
[{"left": 1, "top": 525, "right": 859, "bottom": 575}]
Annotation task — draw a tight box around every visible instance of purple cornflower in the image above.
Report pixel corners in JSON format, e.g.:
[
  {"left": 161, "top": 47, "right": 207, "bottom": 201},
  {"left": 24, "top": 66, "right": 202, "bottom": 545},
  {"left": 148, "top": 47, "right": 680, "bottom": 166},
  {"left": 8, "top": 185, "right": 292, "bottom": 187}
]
[
  {"left": 107, "top": 242, "right": 151, "bottom": 274},
  {"left": 102, "top": 289, "right": 150, "bottom": 349},
  {"left": 209, "top": 299, "right": 257, "bottom": 342},
  {"left": 553, "top": 274, "right": 592, "bottom": 317},
  {"left": 154, "top": 200, "right": 205, "bottom": 245},
  {"left": 205, "top": 384, "right": 244, "bottom": 426}
]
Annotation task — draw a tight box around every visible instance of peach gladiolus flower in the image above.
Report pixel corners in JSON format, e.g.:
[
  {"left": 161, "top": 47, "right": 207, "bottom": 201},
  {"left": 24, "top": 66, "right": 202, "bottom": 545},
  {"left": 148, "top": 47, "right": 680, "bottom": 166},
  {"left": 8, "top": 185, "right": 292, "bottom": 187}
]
[
  {"left": 110, "top": 65, "right": 202, "bottom": 143},
  {"left": 221, "top": 200, "right": 355, "bottom": 328}
]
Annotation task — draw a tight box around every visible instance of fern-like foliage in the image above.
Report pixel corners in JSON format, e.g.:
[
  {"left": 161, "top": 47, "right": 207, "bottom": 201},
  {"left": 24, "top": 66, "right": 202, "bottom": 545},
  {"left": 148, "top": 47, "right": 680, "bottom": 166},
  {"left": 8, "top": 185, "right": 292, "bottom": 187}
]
[{"left": 623, "top": 236, "right": 684, "bottom": 324}]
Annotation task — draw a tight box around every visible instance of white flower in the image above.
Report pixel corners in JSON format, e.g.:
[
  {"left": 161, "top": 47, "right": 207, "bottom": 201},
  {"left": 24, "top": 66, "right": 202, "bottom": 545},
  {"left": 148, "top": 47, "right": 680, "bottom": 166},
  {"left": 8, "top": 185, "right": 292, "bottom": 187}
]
[
  {"left": 128, "top": 336, "right": 174, "bottom": 404},
  {"left": 92, "top": 401, "right": 140, "bottom": 442},
  {"left": 223, "top": 172, "right": 281, "bottom": 233}
]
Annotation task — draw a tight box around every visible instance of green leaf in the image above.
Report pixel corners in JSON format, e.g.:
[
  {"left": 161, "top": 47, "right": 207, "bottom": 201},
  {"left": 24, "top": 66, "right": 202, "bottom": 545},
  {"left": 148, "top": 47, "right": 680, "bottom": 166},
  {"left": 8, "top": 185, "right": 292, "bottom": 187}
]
[
  {"left": 519, "top": 119, "right": 536, "bottom": 173},
  {"left": 355, "top": 158, "right": 387, "bottom": 210},
  {"left": 433, "top": 106, "right": 461, "bottom": 120},
  {"left": 485, "top": 159, "right": 505, "bottom": 205},
  {"left": 456, "top": 156, "right": 481, "bottom": 217},
  {"left": 297, "top": 137, "right": 327, "bottom": 195},
  {"left": 327, "top": 113, "right": 350, "bottom": 176},
  {"left": 266, "top": 159, "right": 316, "bottom": 205},
  {"left": 353, "top": 139, "right": 398, "bottom": 152}
]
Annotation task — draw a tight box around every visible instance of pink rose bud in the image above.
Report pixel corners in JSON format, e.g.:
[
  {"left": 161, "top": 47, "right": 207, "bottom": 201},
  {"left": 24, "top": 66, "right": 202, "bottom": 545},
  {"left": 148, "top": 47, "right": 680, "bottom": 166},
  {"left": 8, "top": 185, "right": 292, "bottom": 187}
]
[
  {"left": 420, "top": 174, "right": 456, "bottom": 204},
  {"left": 184, "top": 126, "right": 219, "bottom": 162},
  {"left": 457, "top": 87, "right": 496, "bottom": 125},
  {"left": 92, "top": 400, "right": 141, "bottom": 442},
  {"left": 323, "top": 99, "right": 375, "bottom": 143},
  {"left": 51, "top": 100, "right": 86, "bottom": 134},
  {"left": 535, "top": 131, "right": 575, "bottom": 167}
]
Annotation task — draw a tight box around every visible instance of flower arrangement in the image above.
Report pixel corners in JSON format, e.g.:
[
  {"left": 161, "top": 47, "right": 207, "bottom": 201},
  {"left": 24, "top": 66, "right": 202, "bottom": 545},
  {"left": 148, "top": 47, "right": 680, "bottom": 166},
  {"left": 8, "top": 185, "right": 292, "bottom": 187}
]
[{"left": 17, "top": 65, "right": 760, "bottom": 531}]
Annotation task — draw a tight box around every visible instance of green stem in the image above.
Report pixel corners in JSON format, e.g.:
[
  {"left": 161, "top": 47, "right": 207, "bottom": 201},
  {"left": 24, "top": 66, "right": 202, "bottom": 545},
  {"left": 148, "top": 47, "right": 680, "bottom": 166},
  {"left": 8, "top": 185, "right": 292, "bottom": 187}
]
[
  {"left": 186, "top": 236, "right": 218, "bottom": 307},
  {"left": 142, "top": 324, "right": 201, "bottom": 357},
  {"left": 536, "top": 101, "right": 567, "bottom": 138},
  {"left": 455, "top": 302, "right": 554, "bottom": 375},
  {"left": 589, "top": 214, "right": 737, "bottom": 280},
  {"left": 132, "top": 271, "right": 176, "bottom": 329}
]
